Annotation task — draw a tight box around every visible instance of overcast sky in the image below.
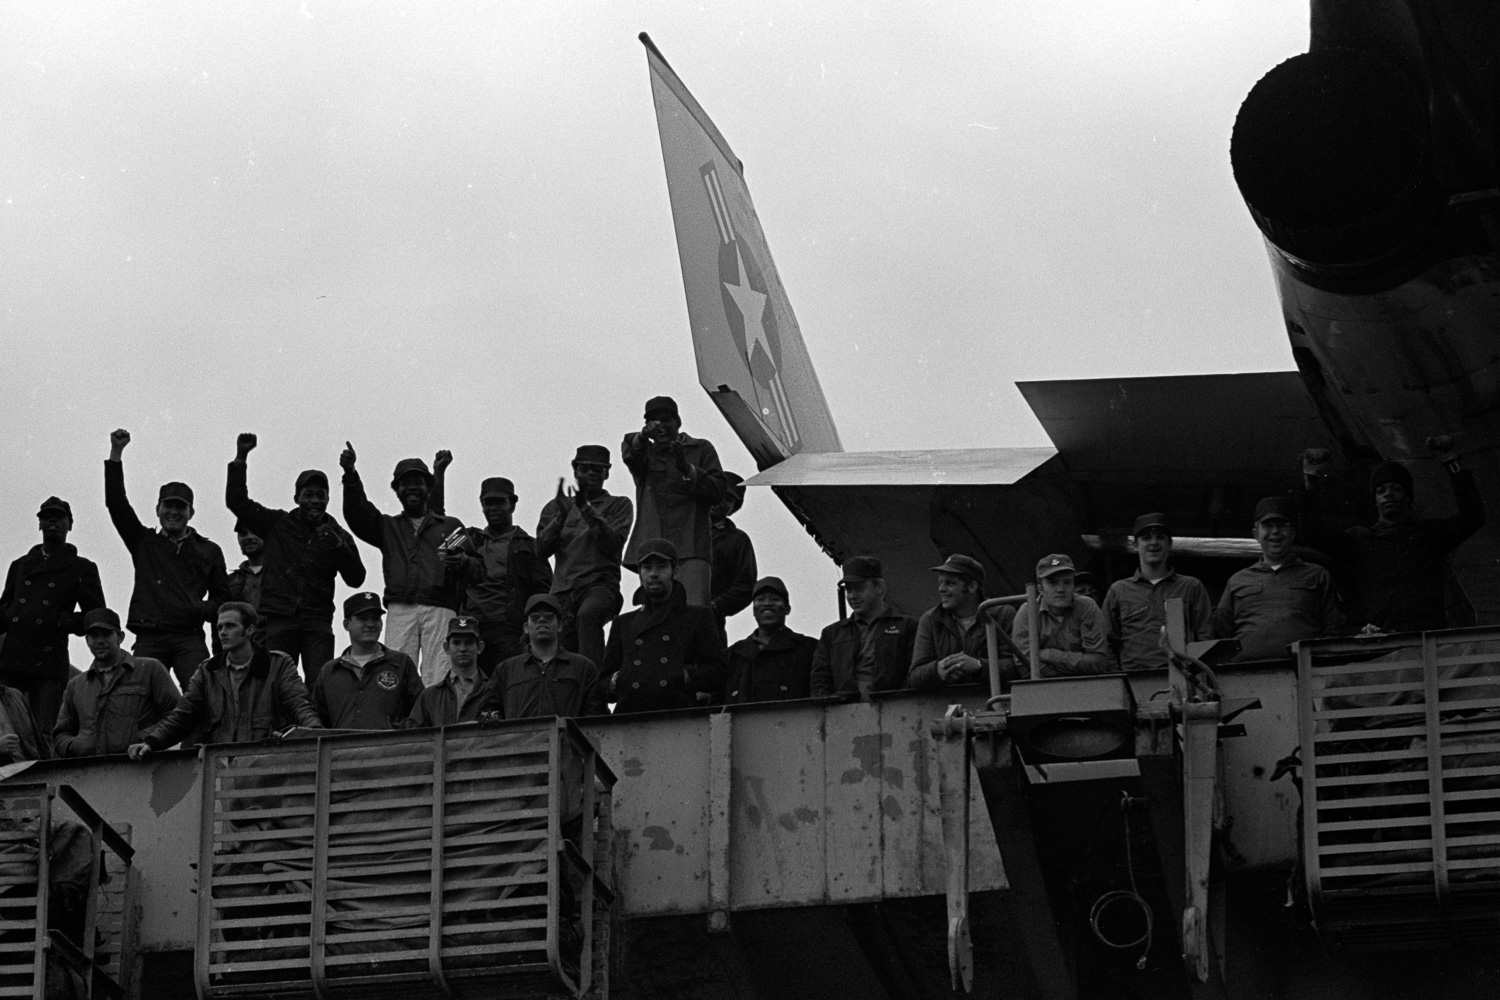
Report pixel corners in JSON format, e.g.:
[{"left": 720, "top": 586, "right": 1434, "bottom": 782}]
[{"left": 0, "top": 1, "right": 1307, "bottom": 670}]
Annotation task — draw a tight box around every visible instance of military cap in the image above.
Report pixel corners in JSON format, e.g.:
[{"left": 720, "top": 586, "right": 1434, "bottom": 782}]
[
  {"left": 36, "top": 497, "right": 71, "bottom": 518},
  {"left": 841, "top": 556, "right": 884, "bottom": 583},
  {"left": 343, "top": 592, "right": 383, "bottom": 618},
  {"left": 930, "top": 553, "right": 984, "bottom": 585},
  {"left": 295, "top": 469, "right": 329, "bottom": 492},
  {"left": 1133, "top": 512, "right": 1169, "bottom": 535},
  {"left": 635, "top": 538, "right": 679, "bottom": 565},
  {"left": 158, "top": 482, "right": 194, "bottom": 505},
  {"left": 82, "top": 608, "right": 122, "bottom": 632},
  {"left": 390, "top": 457, "right": 434, "bottom": 489},
  {"left": 644, "top": 395, "right": 679, "bottom": 420},
  {"left": 446, "top": 615, "right": 481, "bottom": 639},
  {"left": 1253, "top": 496, "right": 1296, "bottom": 523},
  {"left": 1035, "top": 553, "right": 1075, "bottom": 579},
  {"left": 525, "top": 594, "right": 565, "bottom": 617},
  {"left": 752, "top": 576, "right": 789, "bottom": 599},
  {"left": 480, "top": 477, "right": 517, "bottom": 500},
  {"left": 573, "top": 445, "right": 611, "bottom": 466}
]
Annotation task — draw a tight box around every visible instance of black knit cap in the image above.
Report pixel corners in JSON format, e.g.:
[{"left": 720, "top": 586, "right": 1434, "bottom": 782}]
[{"left": 1369, "top": 461, "right": 1413, "bottom": 495}]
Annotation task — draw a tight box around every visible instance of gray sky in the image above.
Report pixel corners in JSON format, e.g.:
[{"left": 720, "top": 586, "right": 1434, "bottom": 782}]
[{"left": 0, "top": 1, "right": 1306, "bottom": 668}]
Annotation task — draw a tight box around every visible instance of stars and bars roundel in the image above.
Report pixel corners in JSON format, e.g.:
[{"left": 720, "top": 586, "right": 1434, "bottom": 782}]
[{"left": 699, "top": 161, "right": 801, "bottom": 450}]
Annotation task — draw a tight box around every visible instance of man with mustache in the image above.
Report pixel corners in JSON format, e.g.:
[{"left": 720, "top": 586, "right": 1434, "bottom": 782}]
[
  {"left": 105, "top": 428, "right": 230, "bottom": 688},
  {"left": 225, "top": 433, "right": 366, "bottom": 687}
]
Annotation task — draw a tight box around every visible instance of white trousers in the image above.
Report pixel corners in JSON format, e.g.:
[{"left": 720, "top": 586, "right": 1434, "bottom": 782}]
[{"left": 385, "top": 602, "right": 457, "bottom": 685}]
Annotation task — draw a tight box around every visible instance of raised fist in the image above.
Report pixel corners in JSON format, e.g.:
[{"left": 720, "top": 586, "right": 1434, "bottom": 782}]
[
  {"left": 1426, "top": 435, "right": 1456, "bottom": 457},
  {"left": 110, "top": 429, "right": 131, "bottom": 450},
  {"left": 433, "top": 450, "right": 453, "bottom": 473},
  {"left": 236, "top": 433, "right": 258, "bottom": 459},
  {"left": 339, "top": 441, "right": 357, "bottom": 471},
  {"left": 1301, "top": 448, "right": 1333, "bottom": 479}
]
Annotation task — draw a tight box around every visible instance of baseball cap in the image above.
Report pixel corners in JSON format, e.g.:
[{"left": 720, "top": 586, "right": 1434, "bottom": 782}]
[
  {"left": 390, "top": 458, "right": 434, "bottom": 489},
  {"left": 1253, "top": 496, "right": 1296, "bottom": 523},
  {"left": 1133, "top": 512, "right": 1170, "bottom": 535},
  {"left": 343, "top": 592, "right": 384, "bottom": 618},
  {"left": 82, "top": 608, "right": 122, "bottom": 633},
  {"left": 636, "top": 538, "right": 679, "bottom": 565},
  {"left": 36, "top": 497, "right": 71, "bottom": 519},
  {"left": 1036, "top": 554, "right": 1076, "bottom": 579},
  {"left": 723, "top": 472, "right": 746, "bottom": 512},
  {"left": 841, "top": 556, "right": 884, "bottom": 584},
  {"left": 479, "top": 477, "right": 517, "bottom": 500},
  {"left": 446, "top": 615, "right": 481, "bottom": 639},
  {"left": 525, "top": 594, "right": 565, "bottom": 617},
  {"left": 573, "top": 445, "right": 611, "bottom": 466},
  {"left": 295, "top": 469, "right": 329, "bottom": 493},
  {"left": 752, "top": 576, "right": 789, "bottom": 599},
  {"left": 158, "top": 482, "right": 194, "bottom": 505},
  {"left": 644, "top": 395, "right": 679, "bottom": 420},
  {"left": 930, "top": 553, "right": 984, "bottom": 585}
]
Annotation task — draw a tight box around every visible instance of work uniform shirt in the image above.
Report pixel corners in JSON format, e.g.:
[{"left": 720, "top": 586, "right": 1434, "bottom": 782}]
[
  {"left": 1212, "top": 556, "right": 1345, "bottom": 662},
  {"left": 226, "top": 561, "right": 263, "bottom": 611},
  {"left": 52, "top": 655, "right": 181, "bottom": 757},
  {"left": 537, "top": 492, "right": 634, "bottom": 595},
  {"left": 104, "top": 461, "right": 230, "bottom": 634},
  {"left": 341, "top": 470, "right": 463, "bottom": 610},
  {"left": 0, "top": 544, "right": 105, "bottom": 679},
  {"left": 620, "top": 432, "right": 727, "bottom": 566},
  {"left": 476, "top": 650, "right": 606, "bottom": 720},
  {"left": 1103, "top": 570, "right": 1212, "bottom": 670},
  {"left": 226, "top": 461, "right": 366, "bottom": 621},
  {"left": 1011, "top": 597, "right": 1110, "bottom": 678},
  {"left": 724, "top": 628, "right": 817, "bottom": 703},
  {"left": 809, "top": 608, "right": 918, "bottom": 699},
  {"left": 602, "top": 584, "right": 727, "bottom": 713},
  {"left": 455, "top": 526, "right": 552, "bottom": 629},
  {"left": 406, "top": 670, "right": 487, "bottom": 728},
  {"left": 907, "top": 603, "right": 1018, "bottom": 690},
  {"left": 311, "top": 644, "right": 423, "bottom": 730},
  {"left": 1300, "top": 466, "right": 1485, "bottom": 632},
  {"left": 0, "top": 686, "right": 50, "bottom": 762},
  {"left": 141, "top": 647, "right": 322, "bottom": 750}
]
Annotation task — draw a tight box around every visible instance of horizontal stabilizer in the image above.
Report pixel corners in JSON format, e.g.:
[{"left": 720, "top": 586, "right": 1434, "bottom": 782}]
[
  {"left": 1020, "top": 371, "right": 1331, "bottom": 483},
  {"left": 746, "top": 447, "right": 1057, "bottom": 488}
]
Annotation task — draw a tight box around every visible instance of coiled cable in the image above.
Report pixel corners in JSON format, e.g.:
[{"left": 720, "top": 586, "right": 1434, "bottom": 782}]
[{"left": 1089, "top": 792, "right": 1154, "bottom": 970}]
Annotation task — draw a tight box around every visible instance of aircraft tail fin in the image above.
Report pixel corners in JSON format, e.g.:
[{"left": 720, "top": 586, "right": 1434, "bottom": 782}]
[{"left": 642, "top": 33, "right": 843, "bottom": 468}]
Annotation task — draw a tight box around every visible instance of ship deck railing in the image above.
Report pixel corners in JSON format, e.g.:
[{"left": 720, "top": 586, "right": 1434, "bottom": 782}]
[{"left": 1296, "top": 625, "right": 1500, "bottom": 951}]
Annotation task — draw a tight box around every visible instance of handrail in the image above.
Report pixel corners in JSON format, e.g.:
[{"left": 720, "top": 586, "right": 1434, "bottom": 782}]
[{"left": 978, "top": 590, "right": 1044, "bottom": 690}]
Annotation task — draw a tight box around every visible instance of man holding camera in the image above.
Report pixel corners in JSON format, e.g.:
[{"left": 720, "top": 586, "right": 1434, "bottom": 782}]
[{"left": 620, "top": 396, "right": 727, "bottom": 606}]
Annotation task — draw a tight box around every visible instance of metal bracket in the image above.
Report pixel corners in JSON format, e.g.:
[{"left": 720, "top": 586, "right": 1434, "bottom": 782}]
[{"left": 936, "top": 706, "right": 974, "bottom": 992}]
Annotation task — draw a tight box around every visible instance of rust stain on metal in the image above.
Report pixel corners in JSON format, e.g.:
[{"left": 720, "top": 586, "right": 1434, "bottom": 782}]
[
  {"left": 840, "top": 732, "right": 892, "bottom": 784},
  {"left": 737, "top": 770, "right": 774, "bottom": 830},
  {"left": 881, "top": 795, "right": 904, "bottom": 821},
  {"left": 148, "top": 760, "right": 196, "bottom": 817},
  {"left": 641, "top": 825, "right": 676, "bottom": 851},
  {"left": 622, "top": 757, "right": 645, "bottom": 777},
  {"left": 908, "top": 737, "right": 932, "bottom": 794},
  {"left": 882, "top": 766, "right": 904, "bottom": 789}
]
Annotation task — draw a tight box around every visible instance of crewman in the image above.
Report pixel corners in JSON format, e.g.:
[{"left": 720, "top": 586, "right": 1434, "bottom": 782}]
[
  {"left": 1103, "top": 513, "right": 1212, "bottom": 670},
  {"left": 1301, "top": 436, "right": 1485, "bottom": 632},
  {"left": 128, "top": 601, "right": 322, "bottom": 757},
  {"left": 709, "top": 472, "right": 757, "bottom": 638},
  {"left": 225, "top": 432, "right": 366, "bottom": 686},
  {"left": 601, "top": 539, "right": 726, "bottom": 713},
  {"left": 226, "top": 520, "right": 265, "bottom": 613},
  {"left": 0, "top": 683, "right": 49, "bottom": 762},
  {"left": 809, "top": 556, "right": 918, "bottom": 699},
  {"left": 406, "top": 615, "right": 489, "bottom": 727},
  {"left": 53, "top": 608, "right": 180, "bottom": 757},
  {"left": 340, "top": 443, "right": 462, "bottom": 684},
  {"left": 447, "top": 477, "right": 552, "bottom": 673},
  {"left": 1011, "top": 554, "right": 1110, "bottom": 677},
  {"left": 1074, "top": 570, "right": 1105, "bottom": 607},
  {"left": 724, "top": 577, "right": 817, "bottom": 703},
  {"left": 311, "top": 592, "right": 424, "bottom": 730},
  {"left": 104, "top": 428, "right": 230, "bottom": 688},
  {"left": 620, "top": 396, "right": 727, "bottom": 606},
  {"left": 536, "top": 445, "right": 634, "bottom": 669},
  {"left": 475, "top": 594, "right": 606, "bottom": 719},
  {"left": 1212, "top": 497, "right": 1344, "bottom": 661},
  {"left": 0, "top": 497, "right": 105, "bottom": 732},
  {"left": 907, "top": 554, "right": 1016, "bottom": 690}
]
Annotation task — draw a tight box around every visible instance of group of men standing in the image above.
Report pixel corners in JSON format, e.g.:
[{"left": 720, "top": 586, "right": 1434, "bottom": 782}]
[{"left": 0, "top": 410, "right": 1485, "bottom": 763}]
